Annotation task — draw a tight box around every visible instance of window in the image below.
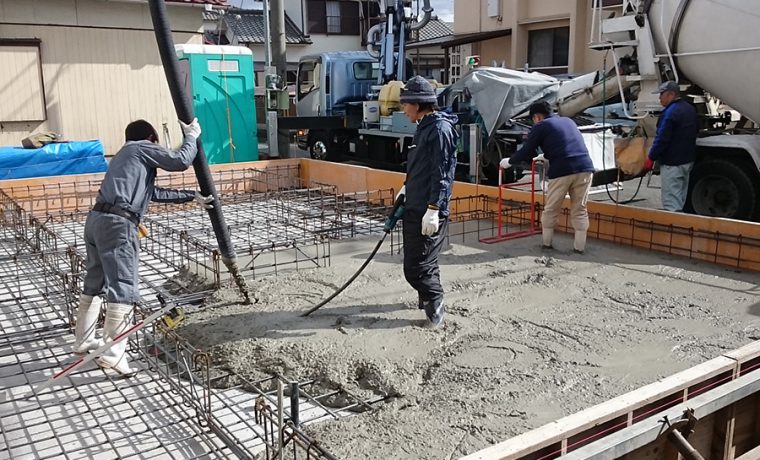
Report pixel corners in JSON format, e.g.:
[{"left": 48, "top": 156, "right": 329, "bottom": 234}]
[
  {"left": 528, "top": 27, "right": 569, "bottom": 72},
  {"left": 353, "top": 61, "right": 377, "bottom": 80},
  {"left": 450, "top": 46, "right": 462, "bottom": 84},
  {"left": 0, "top": 39, "right": 46, "bottom": 122},
  {"left": 307, "top": 0, "right": 360, "bottom": 35},
  {"left": 297, "top": 60, "right": 320, "bottom": 100}
]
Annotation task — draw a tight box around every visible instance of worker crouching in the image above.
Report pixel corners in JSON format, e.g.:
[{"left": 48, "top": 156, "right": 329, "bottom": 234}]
[{"left": 398, "top": 76, "right": 459, "bottom": 329}]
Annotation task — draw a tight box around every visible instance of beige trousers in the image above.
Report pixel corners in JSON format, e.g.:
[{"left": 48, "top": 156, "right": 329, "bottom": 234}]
[{"left": 541, "top": 172, "right": 593, "bottom": 251}]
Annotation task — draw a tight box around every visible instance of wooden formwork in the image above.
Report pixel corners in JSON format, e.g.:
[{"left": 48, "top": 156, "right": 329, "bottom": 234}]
[
  {"left": 300, "top": 159, "right": 760, "bottom": 272},
  {"left": 2, "top": 158, "right": 759, "bottom": 271},
  {"left": 461, "top": 342, "right": 760, "bottom": 460}
]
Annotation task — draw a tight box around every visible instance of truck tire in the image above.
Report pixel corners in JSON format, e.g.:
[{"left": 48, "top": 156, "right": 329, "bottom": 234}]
[
  {"left": 309, "top": 135, "right": 329, "bottom": 160},
  {"left": 308, "top": 132, "right": 341, "bottom": 162},
  {"left": 685, "top": 159, "right": 758, "bottom": 220}
]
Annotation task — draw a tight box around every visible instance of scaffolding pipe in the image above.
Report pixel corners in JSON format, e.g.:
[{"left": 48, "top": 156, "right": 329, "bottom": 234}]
[{"left": 148, "top": 0, "right": 252, "bottom": 304}]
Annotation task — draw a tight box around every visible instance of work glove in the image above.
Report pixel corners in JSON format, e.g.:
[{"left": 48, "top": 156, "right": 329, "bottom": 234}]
[
  {"left": 180, "top": 118, "right": 202, "bottom": 139},
  {"left": 421, "top": 208, "right": 439, "bottom": 236},
  {"left": 195, "top": 192, "right": 214, "bottom": 209},
  {"left": 535, "top": 153, "right": 546, "bottom": 162},
  {"left": 643, "top": 157, "right": 654, "bottom": 172},
  {"left": 499, "top": 158, "right": 511, "bottom": 169},
  {"left": 395, "top": 185, "right": 406, "bottom": 201}
]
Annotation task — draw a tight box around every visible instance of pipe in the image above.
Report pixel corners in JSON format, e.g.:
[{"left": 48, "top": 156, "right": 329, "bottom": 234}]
[
  {"left": 667, "top": 430, "right": 705, "bottom": 460},
  {"left": 366, "top": 23, "right": 384, "bottom": 59},
  {"left": 409, "top": 0, "right": 432, "bottom": 31},
  {"left": 147, "top": 0, "right": 252, "bottom": 304}
]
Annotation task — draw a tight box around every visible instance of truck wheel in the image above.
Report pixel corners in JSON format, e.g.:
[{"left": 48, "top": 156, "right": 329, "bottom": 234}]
[
  {"left": 685, "top": 159, "right": 758, "bottom": 220},
  {"left": 309, "top": 138, "right": 329, "bottom": 160}
]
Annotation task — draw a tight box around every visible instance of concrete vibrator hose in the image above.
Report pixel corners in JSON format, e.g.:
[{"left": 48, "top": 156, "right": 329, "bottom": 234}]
[
  {"left": 302, "top": 193, "right": 405, "bottom": 317},
  {"left": 148, "top": 0, "right": 252, "bottom": 304}
]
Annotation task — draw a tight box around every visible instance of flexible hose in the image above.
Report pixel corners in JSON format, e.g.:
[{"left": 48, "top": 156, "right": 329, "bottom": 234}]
[
  {"left": 148, "top": 0, "right": 252, "bottom": 304},
  {"left": 301, "top": 233, "right": 388, "bottom": 317}
]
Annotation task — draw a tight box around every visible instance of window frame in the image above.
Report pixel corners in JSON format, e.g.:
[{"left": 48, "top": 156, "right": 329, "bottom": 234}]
[
  {"left": 527, "top": 26, "right": 570, "bottom": 74},
  {"left": 0, "top": 38, "right": 47, "bottom": 123}
]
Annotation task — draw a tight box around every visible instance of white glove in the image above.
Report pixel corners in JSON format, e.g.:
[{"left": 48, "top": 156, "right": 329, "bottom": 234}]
[
  {"left": 535, "top": 153, "right": 546, "bottom": 162},
  {"left": 421, "top": 208, "right": 440, "bottom": 236},
  {"left": 180, "top": 117, "right": 202, "bottom": 139},
  {"left": 499, "top": 158, "right": 511, "bottom": 169},
  {"left": 195, "top": 192, "right": 214, "bottom": 209},
  {"left": 395, "top": 185, "right": 406, "bottom": 201}
]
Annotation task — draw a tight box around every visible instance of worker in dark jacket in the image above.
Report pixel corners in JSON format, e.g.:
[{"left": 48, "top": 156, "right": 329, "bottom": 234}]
[
  {"left": 501, "top": 101, "right": 595, "bottom": 253},
  {"left": 645, "top": 81, "right": 699, "bottom": 212},
  {"left": 72, "top": 118, "right": 213, "bottom": 376},
  {"left": 396, "top": 76, "right": 458, "bottom": 329}
]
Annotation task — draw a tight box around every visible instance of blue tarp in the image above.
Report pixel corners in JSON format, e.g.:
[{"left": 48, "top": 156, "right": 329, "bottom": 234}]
[{"left": 0, "top": 140, "right": 108, "bottom": 180}]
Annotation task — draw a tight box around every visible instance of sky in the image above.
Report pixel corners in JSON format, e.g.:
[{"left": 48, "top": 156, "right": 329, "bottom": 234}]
[{"left": 231, "top": 0, "right": 455, "bottom": 23}]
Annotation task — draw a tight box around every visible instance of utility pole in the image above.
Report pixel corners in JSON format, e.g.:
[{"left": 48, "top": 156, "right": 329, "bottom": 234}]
[{"left": 271, "top": 0, "right": 290, "bottom": 158}]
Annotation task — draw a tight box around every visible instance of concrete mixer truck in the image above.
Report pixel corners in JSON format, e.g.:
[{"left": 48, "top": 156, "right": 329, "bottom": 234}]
[{"left": 583, "top": 0, "right": 760, "bottom": 221}]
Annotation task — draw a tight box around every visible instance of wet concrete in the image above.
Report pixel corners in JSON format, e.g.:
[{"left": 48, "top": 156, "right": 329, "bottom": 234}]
[{"left": 177, "top": 230, "right": 760, "bottom": 459}]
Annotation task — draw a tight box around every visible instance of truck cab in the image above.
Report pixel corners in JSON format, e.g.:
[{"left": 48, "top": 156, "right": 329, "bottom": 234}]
[{"left": 295, "top": 52, "right": 377, "bottom": 160}]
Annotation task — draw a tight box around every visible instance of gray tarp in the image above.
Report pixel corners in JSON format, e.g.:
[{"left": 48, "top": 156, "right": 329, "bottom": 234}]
[{"left": 447, "top": 67, "right": 559, "bottom": 136}]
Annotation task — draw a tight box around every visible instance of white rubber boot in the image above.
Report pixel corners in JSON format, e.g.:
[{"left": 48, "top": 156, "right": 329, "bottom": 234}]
[
  {"left": 574, "top": 230, "right": 587, "bottom": 254},
  {"left": 72, "top": 295, "right": 103, "bottom": 356},
  {"left": 96, "top": 303, "right": 138, "bottom": 377},
  {"left": 542, "top": 228, "right": 554, "bottom": 249}
]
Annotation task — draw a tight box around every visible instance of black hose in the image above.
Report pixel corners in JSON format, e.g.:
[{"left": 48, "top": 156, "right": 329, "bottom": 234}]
[
  {"left": 301, "top": 194, "right": 405, "bottom": 317},
  {"left": 148, "top": 0, "right": 252, "bottom": 304},
  {"left": 301, "top": 234, "right": 388, "bottom": 317}
]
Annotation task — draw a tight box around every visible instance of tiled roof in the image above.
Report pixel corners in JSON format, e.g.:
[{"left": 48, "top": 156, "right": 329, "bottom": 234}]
[
  {"left": 220, "top": 9, "right": 311, "bottom": 45},
  {"left": 411, "top": 19, "right": 453, "bottom": 43},
  {"left": 167, "top": 0, "right": 229, "bottom": 6}
]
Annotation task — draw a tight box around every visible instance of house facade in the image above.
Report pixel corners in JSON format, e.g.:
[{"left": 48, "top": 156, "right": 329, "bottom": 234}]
[
  {"left": 452, "top": 0, "right": 624, "bottom": 77},
  {"left": 0, "top": 0, "right": 218, "bottom": 155},
  {"left": 208, "top": 0, "right": 374, "bottom": 87}
]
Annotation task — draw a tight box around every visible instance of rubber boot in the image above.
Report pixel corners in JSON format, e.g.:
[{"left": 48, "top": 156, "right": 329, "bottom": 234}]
[
  {"left": 72, "top": 295, "right": 103, "bottom": 356},
  {"left": 542, "top": 228, "right": 554, "bottom": 249},
  {"left": 423, "top": 297, "right": 444, "bottom": 329},
  {"left": 574, "top": 230, "right": 587, "bottom": 254},
  {"left": 96, "top": 303, "right": 138, "bottom": 377}
]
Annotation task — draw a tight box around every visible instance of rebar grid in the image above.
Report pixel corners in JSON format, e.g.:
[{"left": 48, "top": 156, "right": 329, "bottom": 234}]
[
  {"left": 0, "top": 172, "right": 400, "bottom": 460},
  {"left": 134, "top": 301, "right": 383, "bottom": 459},
  {"left": 0, "top": 249, "right": 233, "bottom": 460}
]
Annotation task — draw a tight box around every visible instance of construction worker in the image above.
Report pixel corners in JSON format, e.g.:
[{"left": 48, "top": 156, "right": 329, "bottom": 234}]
[
  {"left": 72, "top": 118, "right": 212, "bottom": 376},
  {"left": 397, "top": 76, "right": 458, "bottom": 329},
  {"left": 644, "top": 81, "right": 699, "bottom": 212},
  {"left": 500, "top": 101, "right": 595, "bottom": 254}
]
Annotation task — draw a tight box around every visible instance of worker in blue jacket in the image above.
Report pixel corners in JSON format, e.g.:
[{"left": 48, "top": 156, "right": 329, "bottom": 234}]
[
  {"left": 501, "top": 101, "right": 595, "bottom": 253},
  {"left": 644, "top": 81, "right": 699, "bottom": 212},
  {"left": 396, "top": 76, "right": 458, "bottom": 329},
  {"left": 72, "top": 118, "right": 213, "bottom": 376}
]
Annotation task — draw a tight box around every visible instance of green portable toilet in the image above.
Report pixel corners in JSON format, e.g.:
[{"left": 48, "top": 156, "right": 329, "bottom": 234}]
[{"left": 175, "top": 44, "right": 258, "bottom": 164}]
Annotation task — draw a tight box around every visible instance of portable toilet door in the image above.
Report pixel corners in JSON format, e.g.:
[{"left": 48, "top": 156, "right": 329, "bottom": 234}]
[{"left": 175, "top": 44, "right": 258, "bottom": 164}]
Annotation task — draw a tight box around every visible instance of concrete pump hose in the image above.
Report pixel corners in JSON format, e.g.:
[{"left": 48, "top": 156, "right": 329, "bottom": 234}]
[{"left": 147, "top": 0, "right": 253, "bottom": 304}]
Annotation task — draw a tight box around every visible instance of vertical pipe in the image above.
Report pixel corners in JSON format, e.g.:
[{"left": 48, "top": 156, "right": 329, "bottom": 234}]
[
  {"left": 277, "top": 379, "right": 284, "bottom": 454},
  {"left": 147, "top": 0, "right": 252, "bottom": 304},
  {"left": 290, "top": 381, "right": 300, "bottom": 427},
  {"left": 271, "top": 0, "right": 291, "bottom": 157}
]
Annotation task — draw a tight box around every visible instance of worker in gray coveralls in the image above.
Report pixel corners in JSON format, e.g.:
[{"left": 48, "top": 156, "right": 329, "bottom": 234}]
[
  {"left": 72, "top": 118, "right": 212, "bottom": 376},
  {"left": 397, "top": 76, "right": 458, "bottom": 329}
]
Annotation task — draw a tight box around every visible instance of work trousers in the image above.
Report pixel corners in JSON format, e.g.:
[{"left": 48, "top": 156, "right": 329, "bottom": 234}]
[
  {"left": 660, "top": 162, "right": 694, "bottom": 212},
  {"left": 541, "top": 172, "right": 594, "bottom": 233},
  {"left": 402, "top": 213, "right": 449, "bottom": 303},
  {"left": 82, "top": 211, "right": 140, "bottom": 304}
]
